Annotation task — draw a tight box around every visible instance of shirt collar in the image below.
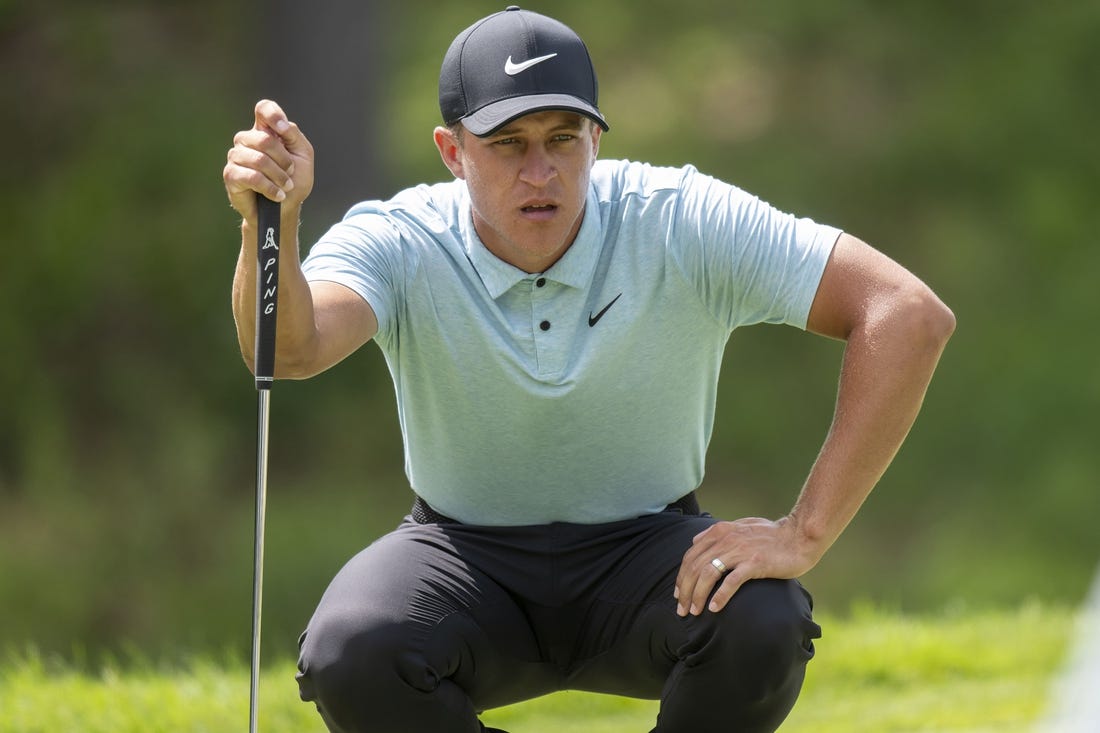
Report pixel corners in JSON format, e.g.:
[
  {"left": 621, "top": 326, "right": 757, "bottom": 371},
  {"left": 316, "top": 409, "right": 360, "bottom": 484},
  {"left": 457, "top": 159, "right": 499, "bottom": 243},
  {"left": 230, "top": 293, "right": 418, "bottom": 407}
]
[{"left": 461, "top": 186, "right": 602, "bottom": 299}]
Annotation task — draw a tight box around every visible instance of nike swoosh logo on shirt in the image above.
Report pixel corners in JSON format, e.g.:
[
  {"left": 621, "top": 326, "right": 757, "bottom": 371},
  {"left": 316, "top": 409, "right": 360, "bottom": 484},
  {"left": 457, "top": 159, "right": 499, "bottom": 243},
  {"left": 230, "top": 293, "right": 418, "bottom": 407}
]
[
  {"left": 588, "top": 293, "right": 622, "bottom": 327},
  {"left": 505, "top": 53, "right": 558, "bottom": 76}
]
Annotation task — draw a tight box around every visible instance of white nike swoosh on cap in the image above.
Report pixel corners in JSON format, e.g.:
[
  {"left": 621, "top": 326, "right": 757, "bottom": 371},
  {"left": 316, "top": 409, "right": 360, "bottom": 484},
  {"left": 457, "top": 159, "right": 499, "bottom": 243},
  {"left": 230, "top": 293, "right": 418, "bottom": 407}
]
[{"left": 504, "top": 53, "right": 558, "bottom": 75}]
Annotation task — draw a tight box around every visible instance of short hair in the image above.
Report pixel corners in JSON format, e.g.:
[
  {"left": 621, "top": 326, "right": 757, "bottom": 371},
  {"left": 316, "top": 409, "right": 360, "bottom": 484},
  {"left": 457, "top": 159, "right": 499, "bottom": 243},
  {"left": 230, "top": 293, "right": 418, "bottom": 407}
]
[{"left": 448, "top": 122, "right": 465, "bottom": 147}]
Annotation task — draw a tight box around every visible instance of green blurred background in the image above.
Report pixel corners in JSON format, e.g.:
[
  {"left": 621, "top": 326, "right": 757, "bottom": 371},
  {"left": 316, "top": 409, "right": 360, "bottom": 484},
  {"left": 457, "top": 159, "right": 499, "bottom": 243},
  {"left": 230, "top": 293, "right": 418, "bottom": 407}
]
[{"left": 1, "top": 0, "right": 1097, "bottom": 664}]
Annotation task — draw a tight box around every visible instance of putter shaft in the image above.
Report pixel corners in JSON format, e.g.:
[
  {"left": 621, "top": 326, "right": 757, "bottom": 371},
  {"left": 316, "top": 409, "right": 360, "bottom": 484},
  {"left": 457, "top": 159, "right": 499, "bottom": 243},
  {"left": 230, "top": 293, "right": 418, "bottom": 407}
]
[{"left": 249, "top": 389, "right": 271, "bottom": 733}]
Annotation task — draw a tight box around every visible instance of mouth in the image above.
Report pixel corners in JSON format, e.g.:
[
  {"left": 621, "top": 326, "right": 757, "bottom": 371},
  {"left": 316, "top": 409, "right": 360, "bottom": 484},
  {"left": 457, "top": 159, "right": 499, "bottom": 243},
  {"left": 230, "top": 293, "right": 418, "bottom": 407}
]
[{"left": 519, "top": 202, "right": 559, "bottom": 221}]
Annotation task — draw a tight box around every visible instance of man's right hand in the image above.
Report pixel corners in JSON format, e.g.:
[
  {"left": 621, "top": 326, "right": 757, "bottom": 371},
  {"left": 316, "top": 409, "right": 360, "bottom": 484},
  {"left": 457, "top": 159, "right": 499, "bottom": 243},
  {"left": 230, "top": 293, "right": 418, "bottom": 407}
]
[{"left": 224, "top": 99, "right": 315, "bottom": 221}]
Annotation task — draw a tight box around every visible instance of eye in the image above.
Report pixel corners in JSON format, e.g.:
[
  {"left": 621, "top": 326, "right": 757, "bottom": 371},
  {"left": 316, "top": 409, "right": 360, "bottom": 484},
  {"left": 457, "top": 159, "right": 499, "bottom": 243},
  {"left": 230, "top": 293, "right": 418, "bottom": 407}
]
[{"left": 493, "top": 137, "right": 519, "bottom": 146}]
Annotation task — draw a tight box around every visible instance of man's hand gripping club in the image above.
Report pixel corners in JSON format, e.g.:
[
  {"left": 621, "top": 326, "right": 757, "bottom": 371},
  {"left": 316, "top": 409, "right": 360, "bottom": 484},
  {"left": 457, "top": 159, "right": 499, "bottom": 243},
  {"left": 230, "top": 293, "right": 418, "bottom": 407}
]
[{"left": 224, "top": 99, "right": 315, "bottom": 220}]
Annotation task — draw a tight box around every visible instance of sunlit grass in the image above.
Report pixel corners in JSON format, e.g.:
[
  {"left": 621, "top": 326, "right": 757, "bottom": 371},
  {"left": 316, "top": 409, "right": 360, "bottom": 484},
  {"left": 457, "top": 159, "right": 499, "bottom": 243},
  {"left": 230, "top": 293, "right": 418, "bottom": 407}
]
[{"left": 1, "top": 604, "right": 1073, "bottom": 733}]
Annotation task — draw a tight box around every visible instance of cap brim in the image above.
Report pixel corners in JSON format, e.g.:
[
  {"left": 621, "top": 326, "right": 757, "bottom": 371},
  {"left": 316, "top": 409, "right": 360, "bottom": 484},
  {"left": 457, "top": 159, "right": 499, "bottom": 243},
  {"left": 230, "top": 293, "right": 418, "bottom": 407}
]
[{"left": 461, "top": 93, "right": 609, "bottom": 136}]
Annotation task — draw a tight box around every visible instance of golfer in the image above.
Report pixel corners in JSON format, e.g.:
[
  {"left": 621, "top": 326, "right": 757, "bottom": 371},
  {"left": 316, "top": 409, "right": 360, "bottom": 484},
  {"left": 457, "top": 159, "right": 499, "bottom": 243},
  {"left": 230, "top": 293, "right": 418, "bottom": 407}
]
[{"left": 224, "top": 7, "right": 953, "bottom": 733}]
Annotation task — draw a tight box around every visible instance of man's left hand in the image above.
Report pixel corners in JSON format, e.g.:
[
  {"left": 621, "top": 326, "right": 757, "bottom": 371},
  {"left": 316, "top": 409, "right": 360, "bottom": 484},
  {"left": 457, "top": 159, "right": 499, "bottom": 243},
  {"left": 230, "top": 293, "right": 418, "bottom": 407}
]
[{"left": 674, "top": 516, "right": 821, "bottom": 617}]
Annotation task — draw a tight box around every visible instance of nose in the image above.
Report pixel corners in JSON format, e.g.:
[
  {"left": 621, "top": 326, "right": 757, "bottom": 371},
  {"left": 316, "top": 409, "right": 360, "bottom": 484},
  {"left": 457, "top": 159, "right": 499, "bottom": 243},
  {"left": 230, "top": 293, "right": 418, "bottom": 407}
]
[{"left": 518, "top": 143, "right": 556, "bottom": 187}]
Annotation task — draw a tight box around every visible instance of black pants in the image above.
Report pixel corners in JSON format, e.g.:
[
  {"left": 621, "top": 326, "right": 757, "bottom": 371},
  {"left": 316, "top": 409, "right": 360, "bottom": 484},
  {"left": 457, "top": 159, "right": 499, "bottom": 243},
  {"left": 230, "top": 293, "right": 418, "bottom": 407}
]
[{"left": 296, "top": 501, "right": 821, "bottom": 733}]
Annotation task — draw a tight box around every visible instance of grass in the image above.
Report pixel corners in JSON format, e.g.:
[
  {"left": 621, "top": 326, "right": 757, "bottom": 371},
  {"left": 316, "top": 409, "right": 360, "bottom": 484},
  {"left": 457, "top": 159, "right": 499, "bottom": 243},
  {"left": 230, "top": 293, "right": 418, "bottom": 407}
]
[{"left": 0, "top": 603, "right": 1074, "bottom": 733}]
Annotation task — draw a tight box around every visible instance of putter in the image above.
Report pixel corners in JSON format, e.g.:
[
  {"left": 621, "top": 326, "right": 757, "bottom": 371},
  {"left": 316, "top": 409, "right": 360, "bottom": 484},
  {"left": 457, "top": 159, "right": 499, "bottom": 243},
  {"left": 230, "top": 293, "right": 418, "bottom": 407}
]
[{"left": 250, "top": 193, "right": 281, "bottom": 733}]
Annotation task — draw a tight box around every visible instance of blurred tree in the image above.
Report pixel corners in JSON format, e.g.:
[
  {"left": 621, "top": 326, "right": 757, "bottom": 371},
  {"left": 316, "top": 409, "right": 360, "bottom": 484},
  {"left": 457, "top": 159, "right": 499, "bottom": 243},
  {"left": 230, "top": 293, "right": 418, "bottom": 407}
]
[{"left": 259, "top": 0, "right": 392, "bottom": 239}]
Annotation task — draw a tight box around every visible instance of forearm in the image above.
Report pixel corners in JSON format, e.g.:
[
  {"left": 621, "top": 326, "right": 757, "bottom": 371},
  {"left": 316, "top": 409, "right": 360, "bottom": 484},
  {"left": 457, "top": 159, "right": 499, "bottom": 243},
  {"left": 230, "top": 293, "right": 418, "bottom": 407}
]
[
  {"left": 788, "top": 287, "right": 955, "bottom": 561},
  {"left": 231, "top": 204, "right": 320, "bottom": 378}
]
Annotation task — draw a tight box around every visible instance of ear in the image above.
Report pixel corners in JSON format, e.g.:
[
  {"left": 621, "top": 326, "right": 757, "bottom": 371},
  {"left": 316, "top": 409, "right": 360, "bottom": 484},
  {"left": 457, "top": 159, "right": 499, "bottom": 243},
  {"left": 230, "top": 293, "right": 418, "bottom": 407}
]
[
  {"left": 434, "top": 126, "right": 466, "bottom": 180},
  {"left": 589, "top": 123, "right": 602, "bottom": 159}
]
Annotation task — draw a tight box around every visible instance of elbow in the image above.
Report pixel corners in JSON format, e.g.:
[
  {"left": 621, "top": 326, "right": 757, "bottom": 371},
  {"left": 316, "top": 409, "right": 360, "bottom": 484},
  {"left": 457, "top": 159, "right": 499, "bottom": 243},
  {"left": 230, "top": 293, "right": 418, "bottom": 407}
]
[
  {"left": 902, "top": 284, "right": 956, "bottom": 355},
  {"left": 923, "top": 289, "right": 956, "bottom": 348}
]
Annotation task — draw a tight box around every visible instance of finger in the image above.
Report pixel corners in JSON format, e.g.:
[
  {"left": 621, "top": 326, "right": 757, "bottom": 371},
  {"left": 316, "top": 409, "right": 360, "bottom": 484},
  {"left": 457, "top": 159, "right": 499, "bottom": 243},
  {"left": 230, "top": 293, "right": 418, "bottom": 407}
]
[
  {"left": 686, "top": 554, "right": 729, "bottom": 616},
  {"left": 253, "top": 99, "right": 313, "bottom": 158},
  {"left": 254, "top": 98, "right": 291, "bottom": 136},
  {"left": 222, "top": 167, "right": 283, "bottom": 214},
  {"left": 226, "top": 124, "right": 298, "bottom": 200},
  {"left": 223, "top": 166, "right": 257, "bottom": 221},
  {"left": 224, "top": 153, "right": 291, "bottom": 205},
  {"left": 674, "top": 532, "right": 722, "bottom": 615},
  {"left": 227, "top": 142, "right": 295, "bottom": 194},
  {"left": 674, "top": 553, "right": 700, "bottom": 617},
  {"left": 224, "top": 160, "right": 287, "bottom": 209},
  {"left": 272, "top": 117, "right": 312, "bottom": 158},
  {"left": 675, "top": 550, "right": 725, "bottom": 617},
  {"left": 707, "top": 567, "right": 748, "bottom": 614},
  {"left": 674, "top": 548, "right": 698, "bottom": 614},
  {"left": 233, "top": 127, "right": 295, "bottom": 173}
]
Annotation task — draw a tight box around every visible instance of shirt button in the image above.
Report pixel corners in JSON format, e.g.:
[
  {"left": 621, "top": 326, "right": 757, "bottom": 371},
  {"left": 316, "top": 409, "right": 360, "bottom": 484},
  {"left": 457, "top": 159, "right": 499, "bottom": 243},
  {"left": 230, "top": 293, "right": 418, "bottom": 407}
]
[
  {"left": 535, "top": 277, "right": 546, "bottom": 288},
  {"left": 539, "top": 320, "right": 551, "bottom": 331}
]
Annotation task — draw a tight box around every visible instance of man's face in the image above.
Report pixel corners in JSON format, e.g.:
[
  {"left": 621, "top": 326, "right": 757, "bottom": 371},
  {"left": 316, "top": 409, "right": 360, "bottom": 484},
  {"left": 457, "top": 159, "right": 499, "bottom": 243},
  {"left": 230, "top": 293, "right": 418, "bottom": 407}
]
[{"left": 435, "top": 110, "right": 602, "bottom": 274}]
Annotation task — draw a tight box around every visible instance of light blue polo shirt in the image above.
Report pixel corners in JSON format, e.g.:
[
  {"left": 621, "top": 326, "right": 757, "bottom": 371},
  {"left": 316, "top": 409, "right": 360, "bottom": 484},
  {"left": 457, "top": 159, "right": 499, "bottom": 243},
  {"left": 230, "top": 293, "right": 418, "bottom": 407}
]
[{"left": 301, "top": 159, "right": 840, "bottom": 525}]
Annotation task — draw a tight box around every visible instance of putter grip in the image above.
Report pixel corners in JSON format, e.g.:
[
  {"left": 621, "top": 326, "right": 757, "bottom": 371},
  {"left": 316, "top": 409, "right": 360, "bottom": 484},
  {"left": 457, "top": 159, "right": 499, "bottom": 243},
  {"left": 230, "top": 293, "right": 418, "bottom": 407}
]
[{"left": 254, "top": 194, "right": 281, "bottom": 390}]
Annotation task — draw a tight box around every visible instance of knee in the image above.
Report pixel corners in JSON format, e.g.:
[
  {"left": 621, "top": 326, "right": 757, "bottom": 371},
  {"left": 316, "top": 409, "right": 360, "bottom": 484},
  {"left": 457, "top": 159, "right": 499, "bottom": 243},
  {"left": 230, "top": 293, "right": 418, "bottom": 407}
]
[
  {"left": 724, "top": 578, "right": 820, "bottom": 654},
  {"left": 686, "top": 579, "right": 821, "bottom": 697},
  {"left": 660, "top": 580, "right": 820, "bottom": 732},
  {"left": 298, "top": 613, "right": 433, "bottom": 732}
]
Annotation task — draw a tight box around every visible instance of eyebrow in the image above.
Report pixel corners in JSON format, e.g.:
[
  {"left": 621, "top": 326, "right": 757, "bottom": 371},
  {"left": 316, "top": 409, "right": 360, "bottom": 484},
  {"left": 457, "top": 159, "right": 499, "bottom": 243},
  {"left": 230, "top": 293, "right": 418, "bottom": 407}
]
[{"left": 491, "top": 118, "right": 586, "bottom": 138}]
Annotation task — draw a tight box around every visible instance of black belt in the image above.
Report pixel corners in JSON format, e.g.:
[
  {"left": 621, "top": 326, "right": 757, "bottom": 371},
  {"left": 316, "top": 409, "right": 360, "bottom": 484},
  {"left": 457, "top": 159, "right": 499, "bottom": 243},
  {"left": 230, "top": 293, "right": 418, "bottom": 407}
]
[{"left": 411, "top": 491, "right": 701, "bottom": 525}]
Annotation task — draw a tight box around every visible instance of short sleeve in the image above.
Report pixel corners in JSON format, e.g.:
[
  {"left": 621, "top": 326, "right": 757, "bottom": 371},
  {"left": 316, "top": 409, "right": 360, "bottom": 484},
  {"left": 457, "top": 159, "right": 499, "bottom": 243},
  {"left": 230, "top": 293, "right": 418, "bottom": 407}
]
[
  {"left": 669, "top": 165, "right": 841, "bottom": 330},
  {"left": 301, "top": 204, "right": 409, "bottom": 344}
]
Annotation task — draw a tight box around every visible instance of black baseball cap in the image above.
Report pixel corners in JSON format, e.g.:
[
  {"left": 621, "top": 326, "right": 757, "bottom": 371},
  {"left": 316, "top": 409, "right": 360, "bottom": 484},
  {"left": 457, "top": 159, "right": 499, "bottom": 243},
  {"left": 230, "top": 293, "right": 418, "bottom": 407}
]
[{"left": 439, "top": 6, "right": 609, "bottom": 136}]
